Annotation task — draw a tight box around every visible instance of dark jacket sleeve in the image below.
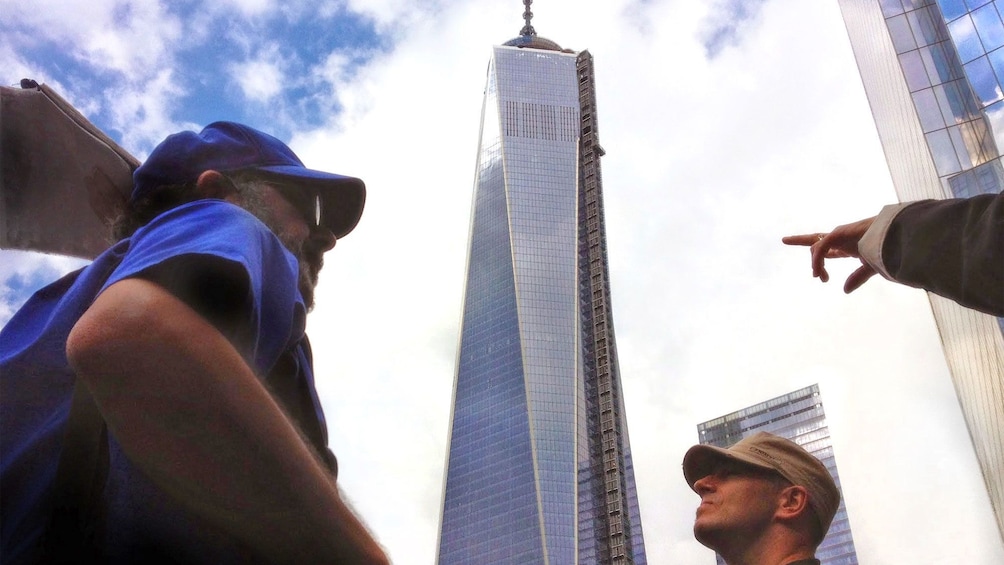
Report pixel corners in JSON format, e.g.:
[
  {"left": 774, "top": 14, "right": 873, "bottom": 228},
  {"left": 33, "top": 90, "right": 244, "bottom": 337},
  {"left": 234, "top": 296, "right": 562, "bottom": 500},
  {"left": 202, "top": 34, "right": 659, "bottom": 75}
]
[{"left": 882, "top": 192, "right": 1004, "bottom": 316}]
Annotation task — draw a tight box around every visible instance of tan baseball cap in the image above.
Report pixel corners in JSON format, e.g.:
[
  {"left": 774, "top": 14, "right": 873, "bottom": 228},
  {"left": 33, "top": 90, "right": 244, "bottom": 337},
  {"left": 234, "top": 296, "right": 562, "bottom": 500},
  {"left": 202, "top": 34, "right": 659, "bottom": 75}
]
[{"left": 682, "top": 432, "right": 840, "bottom": 538}]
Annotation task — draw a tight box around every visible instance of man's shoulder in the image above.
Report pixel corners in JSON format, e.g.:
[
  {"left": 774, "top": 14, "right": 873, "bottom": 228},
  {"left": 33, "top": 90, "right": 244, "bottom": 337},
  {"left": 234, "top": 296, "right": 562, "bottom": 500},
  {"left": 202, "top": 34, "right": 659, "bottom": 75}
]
[
  {"left": 124, "top": 199, "right": 291, "bottom": 267},
  {"left": 139, "top": 199, "right": 266, "bottom": 238}
]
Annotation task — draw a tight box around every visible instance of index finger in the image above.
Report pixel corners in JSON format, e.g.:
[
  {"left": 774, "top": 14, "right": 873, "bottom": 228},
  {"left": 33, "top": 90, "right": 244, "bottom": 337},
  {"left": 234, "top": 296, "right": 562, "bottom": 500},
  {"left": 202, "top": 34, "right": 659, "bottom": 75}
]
[{"left": 782, "top": 234, "right": 821, "bottom": 247}]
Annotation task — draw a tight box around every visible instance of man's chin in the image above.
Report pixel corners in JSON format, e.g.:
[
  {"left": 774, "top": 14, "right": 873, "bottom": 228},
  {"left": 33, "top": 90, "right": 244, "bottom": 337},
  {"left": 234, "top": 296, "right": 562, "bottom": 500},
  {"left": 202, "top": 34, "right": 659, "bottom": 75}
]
[{"left": 693, "top": 521, "right": 722, "bottom": 550}]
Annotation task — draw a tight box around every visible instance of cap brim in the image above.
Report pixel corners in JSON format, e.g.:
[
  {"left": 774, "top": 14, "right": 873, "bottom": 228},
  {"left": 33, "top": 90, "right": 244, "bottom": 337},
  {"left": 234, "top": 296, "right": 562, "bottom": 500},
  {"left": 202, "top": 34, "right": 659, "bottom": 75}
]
[
  {"left": 258, "top": 165, "right": 366, "bottom": 239},
  {"left": 682, "top": 444, "right": 777, "bottom": 490}
]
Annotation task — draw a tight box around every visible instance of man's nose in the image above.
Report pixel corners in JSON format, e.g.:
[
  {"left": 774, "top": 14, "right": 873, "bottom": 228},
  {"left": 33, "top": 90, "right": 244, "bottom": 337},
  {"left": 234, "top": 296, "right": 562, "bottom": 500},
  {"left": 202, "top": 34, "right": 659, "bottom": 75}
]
[
  {"left": 309, "top": 226, "right": 337, "bottom": 252},
  {"left": 693, "top": 475, "right": 715, "bottom": 494}
]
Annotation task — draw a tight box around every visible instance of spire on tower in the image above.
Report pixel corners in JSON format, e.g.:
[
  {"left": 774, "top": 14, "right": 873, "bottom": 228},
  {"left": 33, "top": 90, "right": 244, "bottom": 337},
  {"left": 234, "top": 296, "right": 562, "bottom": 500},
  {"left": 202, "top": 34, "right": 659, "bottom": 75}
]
[{"left": 519, "top": 0, "right": 536, "bottom": 36}]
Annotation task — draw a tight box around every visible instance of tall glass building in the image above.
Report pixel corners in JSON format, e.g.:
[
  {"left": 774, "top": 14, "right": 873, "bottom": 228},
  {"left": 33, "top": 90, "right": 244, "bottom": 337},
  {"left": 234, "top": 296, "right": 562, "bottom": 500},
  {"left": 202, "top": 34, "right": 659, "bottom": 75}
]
[
  {"left": 697, "top": 385, "right": 858, "bottom": 565},
  {"left": 434, "top": 15, "right": 647, "bottom": 565},
  {"left": 836, "top": 0, "right": 1004, "bottom": 541}
]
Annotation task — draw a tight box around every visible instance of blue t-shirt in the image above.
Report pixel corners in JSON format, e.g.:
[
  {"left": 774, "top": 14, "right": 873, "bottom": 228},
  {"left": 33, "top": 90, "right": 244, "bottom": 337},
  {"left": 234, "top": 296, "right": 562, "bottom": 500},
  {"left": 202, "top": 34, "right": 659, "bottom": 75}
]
[{"left": 0, "top": 200, "right": 332, "bottom": 563}]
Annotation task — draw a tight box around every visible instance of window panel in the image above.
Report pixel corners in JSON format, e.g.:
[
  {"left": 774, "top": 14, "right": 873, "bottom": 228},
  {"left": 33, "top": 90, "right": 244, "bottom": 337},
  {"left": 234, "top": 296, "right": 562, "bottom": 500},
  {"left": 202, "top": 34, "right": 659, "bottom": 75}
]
[
  {"left": 985, "top": 99, "right": 1004, "bottom": 150},
  {"left": 889, "top": 14, "right": 918, "bottom": 53},
  {"left": 937, "top": 0, "right": 970, "bottom": 21},
  {"left": 950, "top": 14, "right": 986, "bottom": 62},
  {"left": 908, "top": 5, "right": 942, "bottom": 46},
  {"left": 950, "top": 123, "right": 977, "bottom": 167},
  {"left": 949, "top": 168, "right": 979, "bottom": 198},
  {"left": 973, "top": 2, "right": 1004, "bottom": 51},
  {"left": 926, "top": 128, "right": 964, "bottom": 175},
  {"left": 922, "top": 42, "right": 960, "bottom": 84},
  {"left": 935, "top": 81, "right": 969, "bottom": 124},
  {"left": 989, "top": 45, "right": 1004, "bottom": 86},
  {"left": 882, "top": 0, "right": 906, "bottom": 17},
  {"left": 914, "top": 88, "right": 947, "bottom": 131},
  {"left": 900, "top": 50, "right": 933, "bottom": 91},
  {"left": 965, "top": 55, "right": 1003, "bottom": 104}
]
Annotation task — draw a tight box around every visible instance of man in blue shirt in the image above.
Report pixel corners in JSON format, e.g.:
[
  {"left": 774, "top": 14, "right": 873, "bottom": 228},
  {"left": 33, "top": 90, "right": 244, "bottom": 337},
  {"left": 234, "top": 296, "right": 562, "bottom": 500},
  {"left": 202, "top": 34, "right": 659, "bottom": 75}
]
[{"left": 1, "top": 122, "right": 388, "bottom": 563}]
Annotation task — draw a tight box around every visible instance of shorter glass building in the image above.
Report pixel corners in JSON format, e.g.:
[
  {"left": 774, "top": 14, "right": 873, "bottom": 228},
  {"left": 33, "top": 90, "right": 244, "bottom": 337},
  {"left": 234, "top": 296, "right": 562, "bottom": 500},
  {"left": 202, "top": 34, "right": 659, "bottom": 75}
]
[{"left": 697, "top": 384, "right": 858, "bottom": 565}]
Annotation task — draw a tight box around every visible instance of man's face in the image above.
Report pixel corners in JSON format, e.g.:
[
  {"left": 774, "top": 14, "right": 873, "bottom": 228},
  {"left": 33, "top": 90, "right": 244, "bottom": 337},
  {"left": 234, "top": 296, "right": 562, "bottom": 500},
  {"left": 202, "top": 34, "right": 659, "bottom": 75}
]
[
  {"left": 691, "top": 459, "right": 788, "bottom": 551},
  {"left": 235, "top": 178, "right": 336, "bottom": 310}
]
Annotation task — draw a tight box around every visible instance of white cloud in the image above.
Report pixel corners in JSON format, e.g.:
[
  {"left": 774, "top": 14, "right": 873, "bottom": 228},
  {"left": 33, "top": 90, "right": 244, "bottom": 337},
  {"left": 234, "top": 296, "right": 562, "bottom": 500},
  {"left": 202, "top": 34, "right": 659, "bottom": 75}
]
[
  {"left": 1, "top": 0, "right": 181, "bottom": 79},
  {"left": 230, "top": 51, "right": 285, "bottom": 103},
  {"left": 216, "top": 0, "right": 275, "bottom": 18}
]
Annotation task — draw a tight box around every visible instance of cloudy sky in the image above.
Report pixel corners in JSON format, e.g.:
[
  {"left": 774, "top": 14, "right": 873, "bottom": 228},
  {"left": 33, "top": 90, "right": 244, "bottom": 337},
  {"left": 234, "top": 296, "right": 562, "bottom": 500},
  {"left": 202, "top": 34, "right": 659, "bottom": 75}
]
[{"left": 3, "top": 0, "right": 1003, "bottom": 563}]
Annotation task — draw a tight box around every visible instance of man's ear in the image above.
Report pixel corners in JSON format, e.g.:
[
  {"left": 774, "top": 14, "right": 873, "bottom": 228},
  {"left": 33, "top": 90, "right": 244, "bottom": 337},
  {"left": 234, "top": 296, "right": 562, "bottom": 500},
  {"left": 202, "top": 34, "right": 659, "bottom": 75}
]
[
  {"left": 195, "top": 170, "right": 239, "bottom": 200},
  {"left": 775, "top": 485, "right": 811, "bottom": 522}
]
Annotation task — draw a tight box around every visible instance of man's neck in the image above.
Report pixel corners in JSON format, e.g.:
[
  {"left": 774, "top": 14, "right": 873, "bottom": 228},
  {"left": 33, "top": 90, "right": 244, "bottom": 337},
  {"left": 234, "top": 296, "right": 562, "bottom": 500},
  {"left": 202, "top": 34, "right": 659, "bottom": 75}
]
[{"left": 719, "top": 534, "right": 815, "bottom": 565}]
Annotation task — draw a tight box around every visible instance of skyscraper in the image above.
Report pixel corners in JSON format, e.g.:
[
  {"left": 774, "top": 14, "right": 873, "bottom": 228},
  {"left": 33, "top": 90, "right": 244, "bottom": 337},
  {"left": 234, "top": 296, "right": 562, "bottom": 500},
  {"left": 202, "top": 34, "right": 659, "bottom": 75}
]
[
  {"left": 836, "top": 0, "right": 1004, "bottom": 541},
  {"left": 697, "top": 384, "right": 858, "bottom": 565},
  {"left": 434, "top": 7, "right": 647, "bottom": 565}
]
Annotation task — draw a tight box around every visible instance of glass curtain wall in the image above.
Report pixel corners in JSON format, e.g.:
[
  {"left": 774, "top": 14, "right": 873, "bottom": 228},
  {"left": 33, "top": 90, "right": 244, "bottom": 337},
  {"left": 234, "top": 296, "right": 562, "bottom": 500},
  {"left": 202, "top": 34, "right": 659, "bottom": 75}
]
[
  {"left": 838, "top": 0, "right": 1004, "bottom": 541},
  {"left": 436, "top": 46, "right": 582, "bottom": 565}
]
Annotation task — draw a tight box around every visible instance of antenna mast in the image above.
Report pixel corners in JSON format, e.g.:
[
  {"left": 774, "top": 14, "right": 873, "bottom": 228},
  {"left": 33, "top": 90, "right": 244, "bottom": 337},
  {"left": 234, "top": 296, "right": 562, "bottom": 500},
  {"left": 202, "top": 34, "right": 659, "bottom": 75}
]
[{"left": 520, "top": 0, "right": 536, "bottom": 36}]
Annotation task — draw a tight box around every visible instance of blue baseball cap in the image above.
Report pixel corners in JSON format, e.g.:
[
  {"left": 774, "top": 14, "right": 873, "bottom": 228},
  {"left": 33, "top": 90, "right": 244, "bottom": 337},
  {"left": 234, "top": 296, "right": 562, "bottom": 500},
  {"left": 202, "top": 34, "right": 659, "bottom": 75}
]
[{"left": 132, "top": 121, "right": 366, "bottom": 238}]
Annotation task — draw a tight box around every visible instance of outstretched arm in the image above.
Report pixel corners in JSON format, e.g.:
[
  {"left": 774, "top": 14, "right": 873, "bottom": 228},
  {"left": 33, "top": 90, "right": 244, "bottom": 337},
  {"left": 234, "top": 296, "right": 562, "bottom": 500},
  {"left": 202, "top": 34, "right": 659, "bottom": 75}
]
[
  {"left": 784, "top": 193, "right": 1004, "bottom": 316},
  {"left": 66, "top": 277, "right": 388, "bottom": 564},
  {"left": 782, "top": 216, "right": 879, "bottom": 294}
]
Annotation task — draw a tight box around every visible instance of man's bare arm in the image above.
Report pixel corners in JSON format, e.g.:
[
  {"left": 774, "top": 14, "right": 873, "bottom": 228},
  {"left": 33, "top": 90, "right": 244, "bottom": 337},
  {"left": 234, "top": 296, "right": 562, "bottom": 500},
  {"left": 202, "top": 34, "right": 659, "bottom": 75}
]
[{"left": 66, "top": 277, "right": 388, "bottom": 564}]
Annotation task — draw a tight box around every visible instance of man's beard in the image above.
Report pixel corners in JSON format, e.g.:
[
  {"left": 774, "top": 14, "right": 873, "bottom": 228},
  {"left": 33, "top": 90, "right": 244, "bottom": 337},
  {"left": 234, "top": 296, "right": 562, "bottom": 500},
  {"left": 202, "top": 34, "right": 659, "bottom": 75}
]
[
  {"left": 282, "top": 237, "right": 323, "bottom": 312},
  {"left": 235, "top": 187, "right": 321, "bottom": 311}
]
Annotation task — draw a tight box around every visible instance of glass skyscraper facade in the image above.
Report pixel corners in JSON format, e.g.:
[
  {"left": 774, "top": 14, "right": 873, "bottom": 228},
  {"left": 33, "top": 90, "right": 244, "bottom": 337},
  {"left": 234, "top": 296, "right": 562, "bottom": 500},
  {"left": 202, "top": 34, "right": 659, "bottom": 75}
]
[
  {"left": 697, "top": 385, "right": 858, "bottom": 565},
  {"left": 434, "top": 28, "right": 647, "bottom": 565},
  {"left": 837, "top": 0, "right": 1004, "bottom": 541}
]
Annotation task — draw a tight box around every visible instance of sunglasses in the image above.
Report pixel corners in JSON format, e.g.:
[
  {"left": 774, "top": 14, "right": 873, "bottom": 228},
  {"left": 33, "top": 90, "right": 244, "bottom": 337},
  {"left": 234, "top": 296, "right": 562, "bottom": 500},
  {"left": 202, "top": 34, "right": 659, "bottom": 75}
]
[{"left": 271, "top": 183, "right": 322, "bottom": 228}]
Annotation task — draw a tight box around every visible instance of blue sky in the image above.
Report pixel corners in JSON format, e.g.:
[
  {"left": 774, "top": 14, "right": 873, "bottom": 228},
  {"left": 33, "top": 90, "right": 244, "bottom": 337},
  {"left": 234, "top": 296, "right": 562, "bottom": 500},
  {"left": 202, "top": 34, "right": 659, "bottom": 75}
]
[
  {"left": 4, "top": 0, "right": 387, "bottom": 152},
  {"left": 3, "top": 0, "right": 1004, "bottom": 563}
]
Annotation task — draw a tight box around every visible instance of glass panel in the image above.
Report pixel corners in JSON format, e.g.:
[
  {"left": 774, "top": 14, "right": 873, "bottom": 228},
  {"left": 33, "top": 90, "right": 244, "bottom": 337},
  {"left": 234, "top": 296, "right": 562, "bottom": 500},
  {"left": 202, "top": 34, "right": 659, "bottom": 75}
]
[
  {"left": 922, "top": 42, "right": 960, "bottom": 84},
  {"left": 927, "top": 128, "right": 964, "bottom": 175},
  {"left": 901, "top": 50, "right": 933, "bottom": 91},
  {"left": 889, "top": 14, "right": 919, "bottom": 53},
  {"left": 967, "top": 0, "right": 995, "bottom": 10},
  {"left": 975, "top": 157, "right": 1004, "bottom": 192},
  {"left": 973, "top": 2, "right": 1004, "bottom": 51},
  {"left": 979, "top": 117, "right": 1001, "bottom": 157},
  {"left": 965, "top": 55, "right": 1004, "bottom": 104},
  {"left": 935, "top": 81, "right": 964, "bottom": 124},
  {"left": 984, "top": 99, "right": 1004, "bottom": 149},
  {"left": 948, "top": 169, "right": 978, "bottom": 197},
  {"left": 881, "top": 0, "right": 906, "bottom": 17},
  {"left": 989, "top": 45, "right": 1004, "bottom": 85},
  {"left": 938, "top": 0, "right": 970, "bottom": 21},
  {"left": 950, "top": 123, "right": 977, "bottom": 167},
  {"left": 950, "top": 14, "right": 986, "bottom": 62},
  {"left": 914, "top": 88, "right": 947, "bottom": 131},
  {"left": 908, "top": 5, "right": 941, "bottom": 47}
]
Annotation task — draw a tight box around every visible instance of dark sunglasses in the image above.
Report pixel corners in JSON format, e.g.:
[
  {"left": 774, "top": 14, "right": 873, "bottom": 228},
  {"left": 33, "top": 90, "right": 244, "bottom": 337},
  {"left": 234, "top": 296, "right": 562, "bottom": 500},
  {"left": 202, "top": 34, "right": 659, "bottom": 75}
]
[{"left": 271, "top": 183, "right": 322, "bottom": 228}]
